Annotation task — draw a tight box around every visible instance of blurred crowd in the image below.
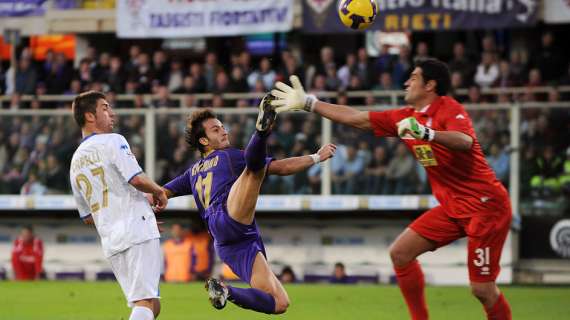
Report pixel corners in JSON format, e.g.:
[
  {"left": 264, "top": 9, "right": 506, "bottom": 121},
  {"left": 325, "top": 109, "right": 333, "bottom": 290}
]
[{"left": 0, "top": 31, "right": 568, "bottom": 201}]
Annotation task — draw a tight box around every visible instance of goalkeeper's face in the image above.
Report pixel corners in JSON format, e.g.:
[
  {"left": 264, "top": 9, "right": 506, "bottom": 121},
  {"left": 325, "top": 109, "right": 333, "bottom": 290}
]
[
  {"left": 404, "top": 67, "right": 428, "bottom": 106},
  {"left": 201, "top": 118, "right": 230, "bottom": 152}
]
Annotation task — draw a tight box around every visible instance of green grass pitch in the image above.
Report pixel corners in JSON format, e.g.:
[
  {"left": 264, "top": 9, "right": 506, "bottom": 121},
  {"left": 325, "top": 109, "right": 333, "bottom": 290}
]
[{"left": 1, "top": 281, "right": 569, "bottom": 319}]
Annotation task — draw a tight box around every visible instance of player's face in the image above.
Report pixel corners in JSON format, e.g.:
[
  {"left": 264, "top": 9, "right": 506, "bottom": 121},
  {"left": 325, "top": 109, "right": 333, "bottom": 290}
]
[
  {"left": 93, "top": 99, "right": 115, "bottom": 133},
  {"left": 203, "top": 118, "right": 230, "bottom": 151},
  {"left": 404, "top": 67, "right": 428, "bottom": 105}
]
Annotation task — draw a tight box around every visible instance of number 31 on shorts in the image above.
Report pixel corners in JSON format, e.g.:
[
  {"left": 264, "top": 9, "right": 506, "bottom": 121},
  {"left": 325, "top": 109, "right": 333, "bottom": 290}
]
[{"left": 473, "top": 247, "right": 491, "bottom": 275}]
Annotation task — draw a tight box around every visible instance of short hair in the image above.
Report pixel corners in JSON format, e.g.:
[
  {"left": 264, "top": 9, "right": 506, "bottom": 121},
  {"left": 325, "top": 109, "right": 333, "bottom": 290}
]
[
  {"left": 415, "top": 58, "right": 451, "bottom": 96},
  {"left": 185, "top": 109, "right": 217, "bottom": 154},
  {"left": 72, "top": 91, "right": 106, "bottom": 128}
]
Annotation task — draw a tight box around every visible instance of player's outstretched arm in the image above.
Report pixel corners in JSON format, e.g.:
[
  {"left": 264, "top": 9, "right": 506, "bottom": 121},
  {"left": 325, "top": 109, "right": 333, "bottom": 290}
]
[
  {"left": 130, "top": 173, "right": 168, "bottom": 211},
  {"left": 271, "top": 75, "right": 372, "bottom": 130},
  {"left": 268, "top": 143, "right": 336, "bottom": 176}
]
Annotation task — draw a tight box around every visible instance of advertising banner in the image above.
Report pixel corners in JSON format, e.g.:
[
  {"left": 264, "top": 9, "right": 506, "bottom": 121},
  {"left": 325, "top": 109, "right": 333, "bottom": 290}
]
[
  {"left": 0, "top": 0, "right": 46, "bottom": 17},
  {"left": 303, "top": 0, "right": 538, "bottom": 33},
  {"left": 117, "top": 0, "right": 294, "bottom": 38}
]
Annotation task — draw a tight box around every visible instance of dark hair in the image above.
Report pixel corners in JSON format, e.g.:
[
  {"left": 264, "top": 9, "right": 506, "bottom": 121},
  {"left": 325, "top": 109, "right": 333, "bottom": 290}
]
[
  {"left": 415, "top": 58, "right": 451, "bottom": 96},
  {"left": 185, "top": 109, "right": 217, "bottom": 154},
  {"left": 72, "top": 91, "right": 106, "bottom": 128},
  {"left": 23, "top": 225, "right": 33, "bottom": 233}
]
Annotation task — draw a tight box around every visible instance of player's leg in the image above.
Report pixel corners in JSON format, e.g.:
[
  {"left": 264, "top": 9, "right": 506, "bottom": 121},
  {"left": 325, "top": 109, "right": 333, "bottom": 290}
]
[
  {"left": 221, "top": 252, "right": 289, "bottom": 314},
  {"left": 467, "top": 204, "right": 512, "bottom": 319},
  {"left": 131, "top": 300, "right": 155, "bottom": 320},
  {"left": 390, "top": 206, "right": 463, "bottom": 320},
  {"left": 226, "top": 94, "right": 277, "bottom": 225}
]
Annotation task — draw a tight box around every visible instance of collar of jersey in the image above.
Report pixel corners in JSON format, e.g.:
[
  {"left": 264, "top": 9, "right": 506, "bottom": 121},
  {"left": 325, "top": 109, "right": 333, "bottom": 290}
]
[
  {"left": 81, "top": 133, "right": 98, "bottom": 144},
  {"left": 415, "top": 96, "right": 443, "bottom": 117}
]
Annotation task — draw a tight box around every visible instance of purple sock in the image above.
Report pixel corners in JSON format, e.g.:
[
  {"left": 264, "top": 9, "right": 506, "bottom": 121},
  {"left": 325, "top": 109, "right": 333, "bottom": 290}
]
[
  {"left": 244, "top": 131, "right": 269, "bottom": 172},
  {"left": 227, "top": 286, "right": 276, "bottom": 314}
]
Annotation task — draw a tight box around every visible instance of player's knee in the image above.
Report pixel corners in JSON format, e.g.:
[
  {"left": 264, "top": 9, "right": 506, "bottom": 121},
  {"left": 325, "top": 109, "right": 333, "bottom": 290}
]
[
  {"left": 389, "top": 245, "right": 411, "bottom": 267},
  {"left": 152, "top": 299, "right": 161, "bottom": 318},
  {"left": 470, "top": 284, "right": 498, "bottom": 305},
  {"left": 273, "top": 295, "right": 290, "bottom": 314}
]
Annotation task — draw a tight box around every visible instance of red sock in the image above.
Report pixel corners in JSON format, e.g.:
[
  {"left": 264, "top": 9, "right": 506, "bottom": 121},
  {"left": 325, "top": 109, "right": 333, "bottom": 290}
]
[
  {"left": 394, "top": 260, "right": 428, "bottom": 320},
  {"left": 485, "top": 293, "right": 512, "bottom": 320}
]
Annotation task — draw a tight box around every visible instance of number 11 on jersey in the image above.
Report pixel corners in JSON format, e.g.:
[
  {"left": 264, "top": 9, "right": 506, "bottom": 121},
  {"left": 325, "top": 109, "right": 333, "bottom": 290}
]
[{"left": 196, "top": 172, "right": 213, "bottom": 209}]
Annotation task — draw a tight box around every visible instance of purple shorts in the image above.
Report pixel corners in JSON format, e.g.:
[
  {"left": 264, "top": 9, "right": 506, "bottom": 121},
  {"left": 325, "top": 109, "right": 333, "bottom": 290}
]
[{"left": 206, "top": 204, "right": 266, "bottom": 284}]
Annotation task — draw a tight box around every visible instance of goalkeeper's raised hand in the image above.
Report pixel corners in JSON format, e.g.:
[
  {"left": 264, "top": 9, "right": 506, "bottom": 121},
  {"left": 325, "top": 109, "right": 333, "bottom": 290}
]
[
  {"left": 397, "top": 117, "right": 435, "bottom": 141},
  {"left": 270, "top": 75, "right": 317, "bottom": 113}
]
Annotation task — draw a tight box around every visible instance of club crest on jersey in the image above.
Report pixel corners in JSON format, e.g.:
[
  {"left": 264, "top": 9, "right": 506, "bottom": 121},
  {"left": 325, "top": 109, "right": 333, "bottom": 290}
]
[{"left": 413, "top": 145, "right": 438, "bottom": 167}]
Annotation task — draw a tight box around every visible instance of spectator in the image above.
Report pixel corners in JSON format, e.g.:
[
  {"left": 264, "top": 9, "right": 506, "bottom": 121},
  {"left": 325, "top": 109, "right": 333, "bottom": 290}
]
[
  {"left": 20, "top": 170, "right": 46, "bottom": 195},
  {"left": 508, "top": 49, "right": 527, "bottom": 82},
  {"left": 163, "top": 224, "right": 193, "bottom": 282},
  {"left": 332, "top": 144, "right": 365, "bottom": 194},
  {"left": 166, "top": 59, "right": 184, "bottom": 92},
  {"left": 413, "top": 41, "right": 430, "bottom": 62},
  {"left": 374, "top": 44, "right": 394, "bottom": 76},
  {"left": 474, "top": 52, "right": 499, "bottom": 88},
  {"left": 204, "top": 52, "right": 221, "bottom": 91},
  {"left": 330, "top": 262, "right": 349, "bottom": 284},
  {"left": 365, "top": 145, "right": 389, "bottom": 194},
  {"left": 106, "top": 56, "right": 126, "bottom": 93},
  {"left": 152, "top": 50, "right": 169, "bottom": 85},
  {"left": 189, "top": 62, "right": 207, "bottom": 93},
  {"left": 11, "top": 226, "right": 43, "bottom": 280},
  {"left": 448, "top": 42, "right": 475, "bottom": 86},
  {"left": 228, "top": 66, "right": 249, "bottom": 93},
  {"left": 15, "top": 58, "right": 38, "bottom": 94},
  {"left": 532, "top": 32, "right": 564, "bottom": 84},
  {"left": 42, "top": 153, "right": 68, "bottom": 193},
  {"left": 384, "top": 143, "right": 415, "bottom": 194},
  {"left": 131, "top": 52, "right": 155, "bottom": 93},
  {"left": 338, "top": 53, "right": 357, "bottom": 89},
  {"left": 486, "top": 143, "right": 509, "bottom": 186},
  {"left": 530, "top": 146, "right": 564, "bottom": 198},
  {"left": 279, "top": 266, "right": 297, "bottom": 284},
  {"left": 356, "top": 47, "right": 374, "bottom": 88},
  {"left": 247, "top": 57, "right": 276, "bottom": 91},
  {"left": 152, "top": 86, "right": 178, "bottom": 108},
  {"left": 213, "top": 71, "right": 230, "bottom": 93},
  {"left": 75, "top": 58, "right": 94, "bottom": 90},
  {"left": 315, "top": 46, "right": 336, "bottom": 77},
  {"left": 392, "top": 45, "right": 412, "bottom": 88},
  {"left": 494, "top": 60, "right": 518, "bottom": 88},
  {"left": 185, "top": 222, "right": 213, "bottom": 281}
]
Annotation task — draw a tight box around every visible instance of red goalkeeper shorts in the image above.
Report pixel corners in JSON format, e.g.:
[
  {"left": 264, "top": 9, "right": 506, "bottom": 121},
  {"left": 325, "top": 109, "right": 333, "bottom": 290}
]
[{"left": 410, "top": 198, "right": 512, "bottom": 283}]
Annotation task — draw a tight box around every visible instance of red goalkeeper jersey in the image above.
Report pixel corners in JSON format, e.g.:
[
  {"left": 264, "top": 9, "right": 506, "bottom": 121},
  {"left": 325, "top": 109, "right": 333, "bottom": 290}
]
[{"left": 369, "top": 96, "right": 509, "bottom": 218}]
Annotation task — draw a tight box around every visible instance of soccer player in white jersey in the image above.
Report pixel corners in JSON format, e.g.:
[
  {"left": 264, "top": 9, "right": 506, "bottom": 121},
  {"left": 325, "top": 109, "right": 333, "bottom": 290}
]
[{"left": 69, "top": 91, "right": 168, "bottom": 320}]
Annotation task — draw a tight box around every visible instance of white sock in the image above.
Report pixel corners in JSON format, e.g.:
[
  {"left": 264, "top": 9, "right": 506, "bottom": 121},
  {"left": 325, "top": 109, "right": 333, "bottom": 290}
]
[{"left": 129, "top": 306, "right": 154, "bottom": 320}]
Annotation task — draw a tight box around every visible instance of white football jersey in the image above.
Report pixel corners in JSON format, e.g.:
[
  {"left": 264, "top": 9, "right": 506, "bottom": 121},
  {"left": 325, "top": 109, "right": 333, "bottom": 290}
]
[{"left": 70, "top": 133, "right": 160, "bottom": 258}]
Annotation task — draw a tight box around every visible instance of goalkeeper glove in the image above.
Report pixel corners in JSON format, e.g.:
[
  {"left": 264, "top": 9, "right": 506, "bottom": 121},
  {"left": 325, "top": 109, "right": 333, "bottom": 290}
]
[
  {"left": 397, "top": 117, "right": 435, "bottom": 141},
  {"left": 270, "top": 75, "right": 317, "bottom": 113}
]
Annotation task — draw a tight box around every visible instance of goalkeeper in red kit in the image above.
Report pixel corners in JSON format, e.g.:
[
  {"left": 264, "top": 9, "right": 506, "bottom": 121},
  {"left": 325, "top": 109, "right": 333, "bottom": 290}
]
[{"left": 270, "top": 58, "right": 512, "bottom": 320}]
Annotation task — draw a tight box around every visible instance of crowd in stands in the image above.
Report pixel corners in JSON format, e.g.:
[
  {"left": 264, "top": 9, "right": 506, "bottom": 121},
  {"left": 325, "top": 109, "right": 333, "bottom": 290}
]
[{"left": 0, "top": 31, "right": 568, "bottom": 202}]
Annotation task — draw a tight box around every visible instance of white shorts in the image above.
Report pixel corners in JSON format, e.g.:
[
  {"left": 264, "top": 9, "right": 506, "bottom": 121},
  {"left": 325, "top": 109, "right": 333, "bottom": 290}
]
[{"left": 108, "top": 238, "right": 161, "bottom": 307}]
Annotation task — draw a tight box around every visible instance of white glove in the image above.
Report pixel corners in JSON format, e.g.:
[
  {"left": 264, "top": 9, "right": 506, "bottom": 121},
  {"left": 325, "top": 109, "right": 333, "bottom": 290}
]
[
  {"left": 270, "top": 75, "right": 317, "bottom": 113},
  {"left": 397, "top": 117, "right": 435, "bottom": 141}
]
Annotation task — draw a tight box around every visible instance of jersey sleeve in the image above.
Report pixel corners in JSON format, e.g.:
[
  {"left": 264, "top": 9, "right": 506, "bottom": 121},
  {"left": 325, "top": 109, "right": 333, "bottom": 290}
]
[
  {"left": 71, "top": 180, "right": 91, "bottom": 218},
  {"left": 164, "top": 169, "right": 193, "bottom": 197},
  {"left": 109, "top": 134, "right": 143, "bottom": 183},
  {"left": 369, "top": 109, "right": 407, "bottom": 137},
  {"left": 440, "top": 103, "right": 476, "bottom": 138}
]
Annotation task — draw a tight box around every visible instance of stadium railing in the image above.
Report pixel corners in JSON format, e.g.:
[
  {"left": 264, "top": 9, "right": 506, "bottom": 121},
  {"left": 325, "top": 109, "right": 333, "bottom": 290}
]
[{"left": 1, "top": 97, "right": 568, "bottom": 215}]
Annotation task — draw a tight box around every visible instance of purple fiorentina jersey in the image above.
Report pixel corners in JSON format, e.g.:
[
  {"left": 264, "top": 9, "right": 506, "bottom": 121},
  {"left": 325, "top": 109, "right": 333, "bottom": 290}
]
[{"left": 164, "top": 147, "right": 272, "bottom": 283}]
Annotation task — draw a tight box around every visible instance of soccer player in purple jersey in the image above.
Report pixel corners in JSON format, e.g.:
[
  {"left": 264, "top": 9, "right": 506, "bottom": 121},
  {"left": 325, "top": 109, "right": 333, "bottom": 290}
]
[{"left": 162, "top": 94, "right": 336, "bottom": 314}]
